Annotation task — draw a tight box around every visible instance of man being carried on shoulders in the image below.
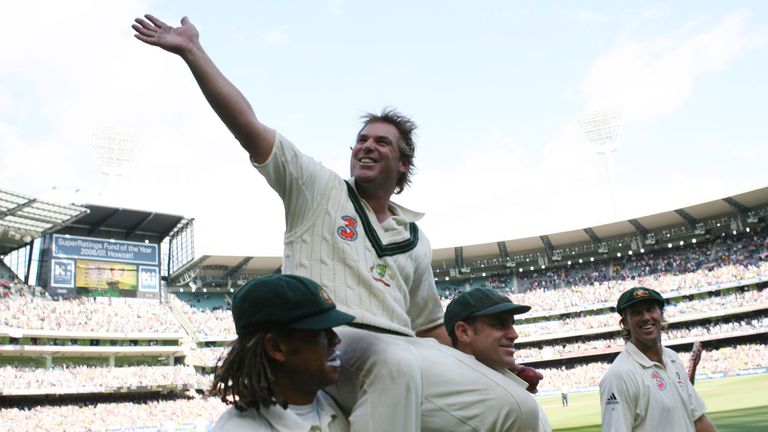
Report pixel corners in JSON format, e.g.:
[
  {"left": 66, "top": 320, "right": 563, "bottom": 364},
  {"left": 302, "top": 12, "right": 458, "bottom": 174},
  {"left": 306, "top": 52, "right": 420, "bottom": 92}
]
[{"left": 134, "top": 14, "right": 542, "bottom": 431}]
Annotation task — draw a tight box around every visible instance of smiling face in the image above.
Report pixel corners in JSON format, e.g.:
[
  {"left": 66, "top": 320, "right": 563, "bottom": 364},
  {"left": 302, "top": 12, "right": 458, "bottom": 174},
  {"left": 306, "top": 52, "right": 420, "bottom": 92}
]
[
  {"left": 622, "top": 300, "right": 664, "bottom": 350},
  {"left": 456, "top": 311, "right": 519, "bottom": 371},
  {"left": 350, "top": 122, "right": 408, "bottom": 193}
]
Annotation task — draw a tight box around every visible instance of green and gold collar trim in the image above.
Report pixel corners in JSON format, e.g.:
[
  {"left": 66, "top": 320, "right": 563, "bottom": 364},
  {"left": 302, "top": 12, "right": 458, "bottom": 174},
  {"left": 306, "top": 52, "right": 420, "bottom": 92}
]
[{"left": 345, "top": 181, "right": 419, "bottom": 257}]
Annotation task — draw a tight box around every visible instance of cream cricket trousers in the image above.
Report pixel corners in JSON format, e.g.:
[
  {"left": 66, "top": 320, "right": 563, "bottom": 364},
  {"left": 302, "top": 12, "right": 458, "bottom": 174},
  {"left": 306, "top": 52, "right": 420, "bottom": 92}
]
[{"left": 326, "top": 326, "right": 540, "bottom": 432}]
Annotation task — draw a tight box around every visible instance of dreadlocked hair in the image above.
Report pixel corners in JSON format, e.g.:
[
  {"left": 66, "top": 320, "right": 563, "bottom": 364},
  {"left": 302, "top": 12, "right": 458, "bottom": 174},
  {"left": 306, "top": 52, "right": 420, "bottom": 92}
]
[{"left": 208, "top": 332, "right": 284, "bottom": 411}]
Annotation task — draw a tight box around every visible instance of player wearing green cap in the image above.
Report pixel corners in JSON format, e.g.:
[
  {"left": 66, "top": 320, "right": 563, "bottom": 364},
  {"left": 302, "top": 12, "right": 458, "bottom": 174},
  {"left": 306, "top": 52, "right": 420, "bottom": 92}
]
[
  {"left": 444, "top": 288, "right": 552, "bottom": 432},
  {"left": 599, "top": 287, "right": 717, "bottom": 432},
  {"left": 210, "top": 274, "right": 355, "bottom": 431}
]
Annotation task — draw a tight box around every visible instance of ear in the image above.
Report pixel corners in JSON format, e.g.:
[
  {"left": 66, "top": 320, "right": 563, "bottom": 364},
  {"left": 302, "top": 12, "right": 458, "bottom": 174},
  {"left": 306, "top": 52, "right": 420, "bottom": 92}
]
[
  {"left": 454, "top": 321, "right": 474, "bottom": 344},
  {"left": 398, "top": 158, "right": 410, "bottom": 174},
  {"left": 263, "top": 332, "right": 289, "bottom": 363}
]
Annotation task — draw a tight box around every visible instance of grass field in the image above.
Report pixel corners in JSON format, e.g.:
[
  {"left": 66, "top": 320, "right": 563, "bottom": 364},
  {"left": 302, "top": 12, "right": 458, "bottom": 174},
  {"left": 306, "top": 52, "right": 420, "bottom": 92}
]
[{"left": 537, "top": 374, "right": 768, "bottom": 431}]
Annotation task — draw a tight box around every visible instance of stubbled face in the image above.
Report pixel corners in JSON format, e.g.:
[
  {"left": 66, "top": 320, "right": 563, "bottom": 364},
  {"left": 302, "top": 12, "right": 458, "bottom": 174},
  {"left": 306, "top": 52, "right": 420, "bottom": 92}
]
[
  {"left": 350, "top": 122, "right": 407, "bottom": 191},
  {"left": 281, "top": 328, "right": 342, "bottom": 391},
  {"left": 461, "top": 312, "right": 519, "bottom": 371},
  {"left": 623, "top": 300, "right": 663, "bottom": 349}
]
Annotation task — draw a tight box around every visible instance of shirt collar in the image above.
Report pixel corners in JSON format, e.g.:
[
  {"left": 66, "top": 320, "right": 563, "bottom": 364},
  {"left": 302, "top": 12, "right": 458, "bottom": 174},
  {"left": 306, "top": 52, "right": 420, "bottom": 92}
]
[
  {"left": 348, "top": 178, "right": 424, "bottom": 222},
  {"left": 260, "top": 398, "right": 338, "bottom": 431},
  {"left": 625, "top": 341, "right": 659, "bottom": 368}
]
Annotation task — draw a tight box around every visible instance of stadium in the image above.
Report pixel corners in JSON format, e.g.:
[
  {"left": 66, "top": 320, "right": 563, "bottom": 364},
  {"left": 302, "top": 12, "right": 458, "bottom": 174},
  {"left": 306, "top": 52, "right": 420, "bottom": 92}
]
[{"left": 1, "top": 184, "right": 766, "bottom": 431}]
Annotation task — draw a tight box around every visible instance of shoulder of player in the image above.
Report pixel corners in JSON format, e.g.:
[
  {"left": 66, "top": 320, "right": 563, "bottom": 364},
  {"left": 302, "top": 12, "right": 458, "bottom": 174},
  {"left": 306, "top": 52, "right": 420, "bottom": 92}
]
[{"left": 602, "top": 352, "right": 639, "bottom": 385}]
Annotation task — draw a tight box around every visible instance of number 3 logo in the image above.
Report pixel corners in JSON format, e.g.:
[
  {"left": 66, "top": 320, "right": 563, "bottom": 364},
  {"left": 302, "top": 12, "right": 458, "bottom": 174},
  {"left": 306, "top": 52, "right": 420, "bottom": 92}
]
[{"left": 337, "top": 216, "right": 358, "bottom": 241}]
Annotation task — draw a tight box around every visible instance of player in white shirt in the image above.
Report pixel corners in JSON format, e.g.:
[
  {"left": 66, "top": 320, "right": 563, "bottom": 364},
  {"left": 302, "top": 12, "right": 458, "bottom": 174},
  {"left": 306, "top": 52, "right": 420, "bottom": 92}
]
[
  {"left": 133, "top": 14, "right": 546, "bottom": 431},
  {"left": 445, "top": 288, "right": 552, "bottom": 432},
  {"left": 599, "top": 287, "right": 718, "bottom": 432},
  {"left": 209, "top": 275, "right": 354, "bottom": 432}
]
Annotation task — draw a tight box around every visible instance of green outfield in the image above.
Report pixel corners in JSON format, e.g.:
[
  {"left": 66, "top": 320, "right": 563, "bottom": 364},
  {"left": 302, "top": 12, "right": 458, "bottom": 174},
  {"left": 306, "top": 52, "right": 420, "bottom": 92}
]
[{"left": 538, "top": 374, "right": 768, "bottom": 431}]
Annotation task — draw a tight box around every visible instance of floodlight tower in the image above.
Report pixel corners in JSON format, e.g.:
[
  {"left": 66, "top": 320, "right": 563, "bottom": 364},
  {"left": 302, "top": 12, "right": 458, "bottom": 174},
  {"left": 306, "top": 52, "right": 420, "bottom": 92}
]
[
  {"left": 577, "top": 106, "right": 624, "bottom": 219},
  {"left": 91, "top": 127, "right": 139, "bottom": 199}
]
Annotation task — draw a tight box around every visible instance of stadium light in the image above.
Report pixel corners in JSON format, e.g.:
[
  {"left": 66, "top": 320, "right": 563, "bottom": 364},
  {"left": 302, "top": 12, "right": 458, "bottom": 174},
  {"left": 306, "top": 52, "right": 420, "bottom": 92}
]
[
  {"left": 92, "top": 127, "right": 139, "bottom": 198},
  {"left": 92, "top": 127, "right": 139, "bottom": 175},
  {"left": 577, "top": 106, "right": 624, "bottom": 219}
]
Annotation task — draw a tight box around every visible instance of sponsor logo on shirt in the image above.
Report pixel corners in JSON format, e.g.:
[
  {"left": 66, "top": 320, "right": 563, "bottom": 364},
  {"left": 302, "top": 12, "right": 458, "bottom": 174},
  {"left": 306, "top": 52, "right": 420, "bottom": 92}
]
[
  {"left": 337, "top": 216, "right": 358, "bottom": 241},
  {"left": 605, "top": 393, "right": 620, "bottom": 406},
  {"left": 651, "top": 372, "right": 667, "bottom": 391}
]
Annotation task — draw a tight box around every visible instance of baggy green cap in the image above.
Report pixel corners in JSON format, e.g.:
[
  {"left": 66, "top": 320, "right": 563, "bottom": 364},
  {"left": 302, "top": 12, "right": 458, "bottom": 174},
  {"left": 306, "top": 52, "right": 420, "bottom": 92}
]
[
  {"left": 444, "top": 288, "right": 531, "bottom": 336},
  {"left": 232, "top": 274, "right": 355, "bottom": 336},
  {"left": 616, "top": 286, "right": 665, "bottom": 315}
]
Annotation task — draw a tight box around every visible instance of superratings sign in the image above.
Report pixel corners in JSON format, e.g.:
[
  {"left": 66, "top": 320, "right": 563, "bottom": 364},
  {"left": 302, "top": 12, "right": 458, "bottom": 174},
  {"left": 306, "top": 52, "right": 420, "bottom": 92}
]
[
  {"left": 52, "top": 235, "right": 158, "bottom": 265},
  {"left": 50, "top": 235, "right": 159, "bottom": 293}
]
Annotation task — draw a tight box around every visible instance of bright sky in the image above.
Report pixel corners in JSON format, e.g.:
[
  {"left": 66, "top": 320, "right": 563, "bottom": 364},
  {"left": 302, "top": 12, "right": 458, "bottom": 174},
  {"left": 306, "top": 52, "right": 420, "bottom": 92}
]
[{"left": 2, "top": 1, "right": 767, "bottom": 257}]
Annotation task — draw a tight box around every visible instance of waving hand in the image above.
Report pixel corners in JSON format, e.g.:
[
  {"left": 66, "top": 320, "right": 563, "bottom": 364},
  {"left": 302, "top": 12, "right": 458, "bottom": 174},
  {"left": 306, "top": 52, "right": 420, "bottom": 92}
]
[{"left": 132, "top": 15, "right": 199, "bottom": 58}]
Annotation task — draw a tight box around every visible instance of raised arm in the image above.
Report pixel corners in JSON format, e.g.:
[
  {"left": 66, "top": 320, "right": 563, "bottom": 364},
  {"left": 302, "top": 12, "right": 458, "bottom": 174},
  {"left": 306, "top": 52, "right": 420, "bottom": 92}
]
[{"left": 132, "top": 14, "right": 275, "bottom": 163}]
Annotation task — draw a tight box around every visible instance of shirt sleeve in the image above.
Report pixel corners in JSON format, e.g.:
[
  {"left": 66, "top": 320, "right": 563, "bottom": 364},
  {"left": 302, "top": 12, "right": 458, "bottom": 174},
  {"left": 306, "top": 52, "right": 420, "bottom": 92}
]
[
  {"left": 405, "top": 234, "right": 444, "bottom": 333},
  {"left": 600, "top": 365, "right": 639, "bottom": 432},
  {"left": 253, "top": 133, "right": 338, "bottom": 234}
]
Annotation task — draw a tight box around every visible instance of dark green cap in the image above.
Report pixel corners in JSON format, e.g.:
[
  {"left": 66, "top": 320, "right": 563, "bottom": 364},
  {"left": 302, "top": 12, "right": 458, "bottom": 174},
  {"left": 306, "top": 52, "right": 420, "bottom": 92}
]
[
  {"left": 616, "top": 286, "right": 665, "bottom": 315},
  {"left": 444, "top": 288, "right": 531, "bottom": 336},
  {"left": 232, "top": 274, "right": 355, "bottom": 336}
]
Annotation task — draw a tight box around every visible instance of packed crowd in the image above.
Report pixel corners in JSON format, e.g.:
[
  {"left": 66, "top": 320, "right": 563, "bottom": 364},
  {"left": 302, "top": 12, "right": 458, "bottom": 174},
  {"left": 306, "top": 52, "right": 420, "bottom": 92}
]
[
  {"left": 514, "top": 286, "right": 768, "bottom": 338},
  {"left": 519, "top": 230, "right": 767, "bottom": 292},
  {"left": 173, "top": 299, "right": 234, "bottom": 339},
  {"left": 515, "top": 316, "right": 768, "bottom": 362},
  {"left": 0, "top": 296, "right": 183, "bottom": 334},
  {"left": 0, "top": 365, "right": 200, "bottom": 393},
  {"left": 439, "top": 229, "right": 767, "bottom": 300},
  {"left": 164, "top": 269, "right": 768, "bottom": 343},
  {"left": 509, "top": 262, "right": 768, "bottom": 314},
  {"left": 536, "top": 342, "right": 768, "bottom": 393},
  {"left": 0, "top": 393, "right": 226, "bottom": 432},
  {"left": 4, "top": 344, "right": 762, "bottom": 431},
  {"left": 187, "top": 347, "right": 229, "bottom": 366}
]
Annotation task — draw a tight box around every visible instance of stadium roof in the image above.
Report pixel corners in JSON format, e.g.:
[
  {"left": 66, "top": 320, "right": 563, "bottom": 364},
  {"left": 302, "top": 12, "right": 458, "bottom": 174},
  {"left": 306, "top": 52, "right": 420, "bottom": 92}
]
[
  {"left": 0, "top": 188, "right": 89, "bottom": 255},
  {"left": 170, "top": 185, "right": 768, "bottom": 287},
  {"left": 433, "top": 185, "right": 768, "bottom": 264},
  {"left": 64, "top": 204, "right": 187, "bottom": 241}
]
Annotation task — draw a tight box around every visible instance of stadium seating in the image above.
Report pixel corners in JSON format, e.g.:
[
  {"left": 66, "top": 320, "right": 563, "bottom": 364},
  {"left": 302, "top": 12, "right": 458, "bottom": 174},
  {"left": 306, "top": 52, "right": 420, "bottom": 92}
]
[{"left": 1, "top": 228, "right": 766, "bottom": 430}]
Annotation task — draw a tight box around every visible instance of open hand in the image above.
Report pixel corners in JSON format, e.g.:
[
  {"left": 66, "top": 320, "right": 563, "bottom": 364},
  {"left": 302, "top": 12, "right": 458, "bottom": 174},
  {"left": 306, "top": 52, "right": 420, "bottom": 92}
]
[{"left": 132, "top": 14, "right": 199, "bottom": 56}]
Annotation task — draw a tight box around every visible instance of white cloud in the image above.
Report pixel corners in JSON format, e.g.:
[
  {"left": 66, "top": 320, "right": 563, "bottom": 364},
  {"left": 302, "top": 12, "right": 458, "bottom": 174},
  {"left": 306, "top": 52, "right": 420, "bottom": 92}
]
[{"left": 583, "top": 10, "right": 761, "bottom": 124}]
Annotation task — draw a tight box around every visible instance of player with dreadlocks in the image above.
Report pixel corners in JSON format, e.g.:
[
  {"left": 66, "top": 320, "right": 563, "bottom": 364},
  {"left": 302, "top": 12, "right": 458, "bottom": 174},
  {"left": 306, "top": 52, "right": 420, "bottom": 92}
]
[{"left": 209, "top": 274, "right": 355, "bottom": 431}]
